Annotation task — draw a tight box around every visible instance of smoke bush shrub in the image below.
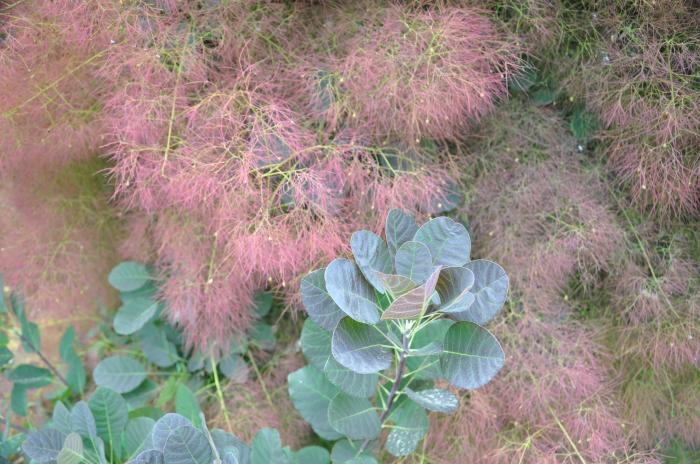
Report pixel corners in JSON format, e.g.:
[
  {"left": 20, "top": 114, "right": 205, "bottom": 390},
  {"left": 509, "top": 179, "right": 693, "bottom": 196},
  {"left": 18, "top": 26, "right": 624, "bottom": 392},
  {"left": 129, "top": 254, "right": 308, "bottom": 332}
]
[
  {"left": 289, "top": 209, "right": 509, "bottom": 460},
  {"left": 580, "top": 4, "right": 700, "bottom": 218},
  {"left": 331, "top": 4, "right": 521, "bottom": 143},
  {"left": 0, "top": 0, "right": 113, "bottom": 178},
  {"left": 95, "top": 1, "right": 505, "bottom": 348}
]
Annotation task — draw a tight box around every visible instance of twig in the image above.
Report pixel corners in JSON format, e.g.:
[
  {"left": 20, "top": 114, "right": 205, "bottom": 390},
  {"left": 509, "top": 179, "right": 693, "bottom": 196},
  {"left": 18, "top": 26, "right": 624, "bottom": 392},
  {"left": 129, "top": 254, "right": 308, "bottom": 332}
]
[
  {"left": 210, "top": 354, "right": 233, "bottom": 432},
  {"left": 356, "top": 332, "right": 409, "bottom": 457}
]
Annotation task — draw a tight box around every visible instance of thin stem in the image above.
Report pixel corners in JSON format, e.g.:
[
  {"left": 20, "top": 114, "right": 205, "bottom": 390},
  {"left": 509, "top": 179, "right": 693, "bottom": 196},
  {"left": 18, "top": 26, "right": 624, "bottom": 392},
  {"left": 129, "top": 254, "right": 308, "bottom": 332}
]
[
  {"left": 210, "top": 354, "right": 233, "bottom": 432},
  {"left": 356, "top": 332, "right": 409, "bottom": 457},
  {"left": 10, "top": 324, "right": 70, "bottom": 390},
  {"left": 246, "top": 351, "right": 274, "bottom": 410}
]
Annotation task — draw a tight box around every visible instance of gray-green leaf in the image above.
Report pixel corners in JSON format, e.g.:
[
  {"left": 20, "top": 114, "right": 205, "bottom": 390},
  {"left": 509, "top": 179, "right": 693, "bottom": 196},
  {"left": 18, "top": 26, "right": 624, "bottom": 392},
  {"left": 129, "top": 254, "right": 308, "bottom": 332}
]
[
  {"left": 405, "top": 388, "right": 459, "bottom": 413},
  {"left": 413, "top": 217, "right": 470, "bottom": 266},
  {"left": 93, "top": 356, "right": 147, "bottom": 393},
  {"left": 327, "top": 393, "right": 380, "bottom": 440},
  {"left": 251, "top": 428, "right": 290, "bottom": 464},
  {"left": 23, "top": 429, "right": 66, "bottom": 463},
  {"left": 57, "top": 432, "right": 84, "bottom": 464},
  {"left": 439, "top": 322, "right": 504, "bottom": 389},
  {"left": 385, "top": 209, "right": 418, "bottom": 256},
  {"left": 88, "top": 387, "right": 128, "bottom": 447},
  {"left": 455, "top": 260, "right": 508, "bottom": 324},
  {"left": 108, "top": 261, "right": 151, "bottom": 292},
  {"left": 288, "top": 366, "right": 342, "bottom": 441},
  {"left": 331, "top": 318, "right": 392, "bottom": 374},
  {"left": 325, "top": 259, "right": 382, "bottom": 324},
  {"left": 114, "top": 298, "right": 159, "bottom": 336},
  {"left": 394, "top": 241, "right": 433, "bottom": 285},
  {"left": 300, "top": 269, "right": 345, "bottom": 331},
  {"left": 350, "top": 230, "right": 394, "bottom": 293},
  {"left": 163, "top": 425, "right": 212, "bottom": 464}
]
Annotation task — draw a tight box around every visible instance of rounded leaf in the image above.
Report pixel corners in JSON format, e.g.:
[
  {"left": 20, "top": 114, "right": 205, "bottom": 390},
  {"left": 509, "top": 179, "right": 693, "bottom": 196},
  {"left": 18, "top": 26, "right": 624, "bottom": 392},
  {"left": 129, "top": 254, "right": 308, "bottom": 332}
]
[
  {"left": 301, "top": 269, "right": 344, "bottom": 331},
  {"left": 23, "top": 429, "right": 66, "bottom": 463},
  {"left": 385, "top": 209, "right": 418, "bottom": 256},
  {"left": 405, "top": 388, "right": 459, "bottom": 414},
  {"left": 152, "top": 414, "right": 193, "bottom": 451},
  {"left": 385, "top": 400, "right": 428, "bottom": 457},
  {"left": 288, "top": 366, "right": 343, "bottom": 441},
  {"left": 57, "top": 432, "right": 84, "bottom": 464},
  {"left": 293, "top": 445, "right": 330, "bottom": 464},
  {"left": 371, "top": 272, "right": 416, "bottom": 298},
  {"left": 211, "top": 429, "right": 250, "bottom": 464},
  {"left": 413, "top": 217, "right": 470, "bottom": 266},
  {"left": 70, "top": 401, "right": 97, "bottom": 438},
  {"left": 251, "top": 428, "right": 289, "bottom": 464},
  {"left": 323, "top": 357, "right": 378, "bottom": 399},
  {"left": 456, "top": 260, "right": 509, "bottom": 324},
  {"left": 330, "top": 439, "right": 376, "bottom": 464},
  {"left": 394, "top": 241, "right": 433, "bottom": 285},
  {"left": 93, "top": 356, "right": 147, "bottom": 393},
  {"left": 123, "top": 417, "right": 155, "bottom": 458},
  {"left": 130, "top": 449, "right": 165, "bottom": 464},
  {"left": 439, "top": 322, "right": 504, "bottom": 389},
  {"left": 108, "top": 261, "right": 151, "bottom": 292},
  {"left": 435, "top": 267, "right": 475, "bottom": 314},
  {"left": 114, "top": 298, "right": 159, "bottom": 336},
  {"left": 7, "top": 364, "right": 52, "bottom": 389},
  {"left": 406, "top": 319, "right": 454, "bottom": 380},
  {"left": 351, "top": 230, "right": 394, "bottom": 292},
  {"left": 325, "top": 259, "right": 381, "bottom": 324},
  {"left": 52, "top": 401, "right": 72, "bottom": 435},
  {"left": 328, "top": 393, "right": 381, "bottom": 440},
  {"left": 88, "top": 387, "right": 128, "bottom": 446},
  {"left": 331, "top": 318, "right": 392, "bottom": 374},
  {"left": 163, "top": 425, "right": 212, "bottom": 464},
  {"left": 300, "top": 319, "right": 333, "bottom": 370}
]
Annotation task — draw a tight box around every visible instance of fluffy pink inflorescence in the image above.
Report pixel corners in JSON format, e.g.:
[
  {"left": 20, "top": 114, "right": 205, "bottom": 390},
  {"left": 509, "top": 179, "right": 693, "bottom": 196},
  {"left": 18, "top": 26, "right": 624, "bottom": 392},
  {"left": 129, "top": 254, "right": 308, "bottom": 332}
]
[
  {"left": 95, "top": 2, "right": 470, "bottom": 348},
  {"left": 315, "top": 4, "right": 521, "bottom": 143},
  {"left": 0, "top": 0, "right": 114, "bottom": 179},
  {"left": 582, "top": 9, "right": 700, "bottom": 219}
]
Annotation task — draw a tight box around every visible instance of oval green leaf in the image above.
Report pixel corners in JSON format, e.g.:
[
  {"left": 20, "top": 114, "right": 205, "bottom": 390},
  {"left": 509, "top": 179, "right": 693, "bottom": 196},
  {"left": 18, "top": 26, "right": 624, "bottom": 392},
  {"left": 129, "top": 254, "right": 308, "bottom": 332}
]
[
  {"left": 331, "top": 318, "right": 392, "bottom": 374},
  {"left": 394, "top": 241, "right": 433, "bottom": 285},
  {"left": 93, "top": 355, "right": 147, "bottom": 393},
  {"left": 301, "top": 269, "right": 345, "bottom": 331},
  {"left": 351, "top": 230, "right": 394, "bottom": 293},
  {"left": 325, "top": 259, "right": 381, "bottom": 324},
  {"left": 108, "top": 261, "right": 151, "bottom": 292},
  {"left": 328, "top": 393, "right": 381, "bottom": 440},
  {"left": 456, "top": 260, "right": 509, "bottom": 324},
  {"left": 439, "top": 322, "right": 504, "bottom": 389},
  {"left": 413, "top": 217, "right": 470, "bottom": 266}
]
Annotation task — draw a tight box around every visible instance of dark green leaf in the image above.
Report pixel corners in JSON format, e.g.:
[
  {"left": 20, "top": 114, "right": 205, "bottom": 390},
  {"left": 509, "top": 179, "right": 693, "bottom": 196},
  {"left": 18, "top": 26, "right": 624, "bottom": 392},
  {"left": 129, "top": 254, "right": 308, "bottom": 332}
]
[
  {"left": 439, "top": 322, "right": 504, "bottom": 389},
  {"left": 7, "top": 364, "right": 52, "bottom": 388},
  {"left": 385, "top": 399, "right": 428, "bottom": 457},
  {"left": 325, "top": 259, "right": 381, "bottom": 324},
  {"left": 413, "top": 217, "right": 470, "bottom": 267},
  {"left": 331, "top": 318, "right": 392, "bottom": 374},
  {"left": 328, "top": 393, "right": 380, "bottom": 440},
  {"left": 175, "top": 384, "right": 201, "bottom": 427},
  {"left": 351, "top": 230, "right": 393, "bottom": 293},
  {"left": 122, "top": 417, "right": 155, "bottom": 458},
  {"left": 288, "top": 366, "right": 342, "bottom": 441},
  {"left": 394, "top": 241, "right": 433, "bottom": 285},
  {"left": 11, "top": 384, "right": 27, "bottom": 416},
  {"left": 435, "top": 266, "right": 475, "bottom": 314},
  {"left": 300, "top": 269, "right": 345, "bottom": 331},
  {"left": 455, "top": 260, "right": 508, "bottom": 324},
  {"left": 385, "top": 209, "right": 418, "bottom": 256}
]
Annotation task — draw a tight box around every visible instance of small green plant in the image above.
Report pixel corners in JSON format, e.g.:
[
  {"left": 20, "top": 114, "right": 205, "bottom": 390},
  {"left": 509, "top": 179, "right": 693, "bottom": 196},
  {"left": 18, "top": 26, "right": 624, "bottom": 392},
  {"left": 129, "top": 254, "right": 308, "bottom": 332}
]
[
  {"left": 1, "top": 264, "right": 282, "bottom": 463},
  {"left": 289, "top": 209, "right": 509, "bottom": 461},
  {"left": 22, "top": 393, "right": 328, "bottom": 464}
]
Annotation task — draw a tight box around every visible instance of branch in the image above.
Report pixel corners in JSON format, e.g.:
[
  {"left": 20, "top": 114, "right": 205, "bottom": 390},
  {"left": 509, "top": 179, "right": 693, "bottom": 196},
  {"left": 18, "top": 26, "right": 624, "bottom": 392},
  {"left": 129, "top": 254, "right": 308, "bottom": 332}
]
[{"left": 356, "top": 332, "right": 409, "bottom": 457}]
